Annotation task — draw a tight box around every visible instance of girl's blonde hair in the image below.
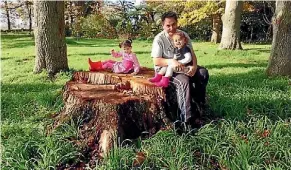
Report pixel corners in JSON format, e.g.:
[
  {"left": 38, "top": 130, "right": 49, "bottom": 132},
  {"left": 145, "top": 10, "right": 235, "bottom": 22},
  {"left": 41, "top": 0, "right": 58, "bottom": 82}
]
[{"left": 172, "top": 32, "right": 188, "bottom": 44}]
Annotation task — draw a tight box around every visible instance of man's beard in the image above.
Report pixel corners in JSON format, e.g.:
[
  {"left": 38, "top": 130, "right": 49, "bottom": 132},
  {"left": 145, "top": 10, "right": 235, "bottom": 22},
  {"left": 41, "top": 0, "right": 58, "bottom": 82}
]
[{"left": 168, "top": 30, "right": 176, "bottom": 36}]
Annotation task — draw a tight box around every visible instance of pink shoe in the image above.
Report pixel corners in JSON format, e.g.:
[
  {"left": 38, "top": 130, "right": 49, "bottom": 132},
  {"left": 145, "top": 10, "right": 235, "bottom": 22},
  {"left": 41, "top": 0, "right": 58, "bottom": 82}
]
[
  {"left": 149, "top": 74, "right": 162, "bottom": 83},
  {"left": 155, "top": 76, "right": 170, "bottom": 87}
]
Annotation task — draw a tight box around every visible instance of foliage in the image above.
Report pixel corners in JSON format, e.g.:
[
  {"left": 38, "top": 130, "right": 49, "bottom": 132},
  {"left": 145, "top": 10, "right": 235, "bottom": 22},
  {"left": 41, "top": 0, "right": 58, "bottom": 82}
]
[
  {"left": 181, "top": 21, "right": 212, "bottom": 41},
  {"left": 136, "top": 22, "right": 157, "bottom": 40},
  {"left": 241, "top": 1, "right": 275, "bottom": 42},
  {"left": 179, "top": 1, "right": 223, "bottom": 26},
  {"left": 177, "top": 1, "right": 224, "bottom": 41},
  {"left": 115, "top": 19, "right": 135, "bottom": 39},
  {"left": 0, "top": 0, "right": 277, "bottom": 42},
  {"left": 72, "top": 14, "right": 117, "bottom": 39},
  {"left": 64, "top": 1, "right": 103, "bottom": 22},
  {"left": 14, "top": 1, "right": 33, "bottom": 20},
  {"left": 0, "top": 0, "right": 24, "bottom": 30},
  {"left": 64, "top": 1, "right": 104, "bottom": 36}
]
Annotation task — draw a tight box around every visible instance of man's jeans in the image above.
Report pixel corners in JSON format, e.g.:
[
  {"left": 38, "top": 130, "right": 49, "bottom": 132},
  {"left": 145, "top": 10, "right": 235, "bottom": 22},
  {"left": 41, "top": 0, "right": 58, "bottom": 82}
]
[{"left": 166, "top": 66, "right": 209, "bottom": 122}]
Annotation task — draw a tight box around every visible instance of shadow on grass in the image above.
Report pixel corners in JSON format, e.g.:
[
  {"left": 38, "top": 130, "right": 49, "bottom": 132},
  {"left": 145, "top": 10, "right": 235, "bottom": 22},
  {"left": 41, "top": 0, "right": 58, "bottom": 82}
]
[
  {"left": 135, "top": 51, "right": 151, "bottom": 55},
  {"left": 66, "top": 38, "right": 116, "bottom": 47},
  {"left": 1, "top": 57, "right": 10, "bottom": 61},
  {"left": 1, "top": 34, "right": 35, "bottom": 48},
  {"left": 15, "top": 56, "right": 34, "bottom": 63},
  {"left": 1, "top": 34, "right": 32, "bottom": 40},
  {"left": 2, "top": 40, "right": 35, "bottom": 49},
  {"left": 1, "top": 35, "right": 119, "bottom": 48},
  {"left": 207, "top": 69, "right": 290, "bottom": 121},
  {"left": 1, "top": 82, "right": 64, "bottom": 122},
  {"left": 205, "top": 62, "right": 268, "bottom": 69},
  {"left": 243, "top": 48, "right": 271, "bottom": 53},
  {"left": 78, "top": 52, "right": 110, "bottom": 56}
]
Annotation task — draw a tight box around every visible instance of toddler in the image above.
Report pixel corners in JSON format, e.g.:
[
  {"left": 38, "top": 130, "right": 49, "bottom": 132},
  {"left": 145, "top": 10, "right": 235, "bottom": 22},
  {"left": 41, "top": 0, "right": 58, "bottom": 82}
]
[
  {"left": 149, "top": 32, "right": 192, "bottom": 87},
  {"left": 89, "top": 39, "right": 140, "bottom": 74}
]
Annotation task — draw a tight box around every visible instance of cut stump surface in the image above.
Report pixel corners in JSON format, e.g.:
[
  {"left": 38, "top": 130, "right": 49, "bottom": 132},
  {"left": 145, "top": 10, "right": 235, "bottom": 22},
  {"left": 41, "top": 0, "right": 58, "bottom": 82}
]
[{"left": 52, "top": 67, "right": 174, "bottom": 162}]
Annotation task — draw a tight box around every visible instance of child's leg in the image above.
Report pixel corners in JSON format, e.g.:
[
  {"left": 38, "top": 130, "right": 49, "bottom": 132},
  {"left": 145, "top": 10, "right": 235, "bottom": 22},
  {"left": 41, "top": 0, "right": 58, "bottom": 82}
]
[
  {"left": 102, "top": 60, "right": 116, "bottom": 69},
  {"left": 106, "top": 60, "right": 116, "bottom": 63},
  {"left": 165, "top": 65, "right": 174, "bottom": 77},
  {"left": 155, "top": 66, "right": 173, "bottom": 87},
  {"left": 149, "top": 67, "right": 167, "bottom": 82},
  {"left": 159, "top": 67, "right": 167, "bottom": 75}
]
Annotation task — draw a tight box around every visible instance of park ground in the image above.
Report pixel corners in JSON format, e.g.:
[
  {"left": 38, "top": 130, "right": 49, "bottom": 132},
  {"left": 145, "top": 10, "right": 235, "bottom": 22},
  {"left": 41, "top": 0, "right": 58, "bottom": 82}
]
[{"left": 1, "top": 33, "right": 291, "bottom": 169}]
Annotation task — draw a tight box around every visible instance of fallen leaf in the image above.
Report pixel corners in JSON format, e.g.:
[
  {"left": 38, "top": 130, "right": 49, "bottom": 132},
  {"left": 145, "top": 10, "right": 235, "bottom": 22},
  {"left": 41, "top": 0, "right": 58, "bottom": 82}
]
[
  {"left": 261, "top": 129, "right": 270, "bottom": 138},
  {"left": 133, "top": 152, "right": 146, "bottom": 166}
]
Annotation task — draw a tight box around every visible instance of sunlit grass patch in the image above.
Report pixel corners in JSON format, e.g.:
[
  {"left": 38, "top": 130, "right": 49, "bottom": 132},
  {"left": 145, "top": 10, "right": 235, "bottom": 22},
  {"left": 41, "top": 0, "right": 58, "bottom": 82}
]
[{"left": 1, "top": 34, "right": 290, "bottom": 169}]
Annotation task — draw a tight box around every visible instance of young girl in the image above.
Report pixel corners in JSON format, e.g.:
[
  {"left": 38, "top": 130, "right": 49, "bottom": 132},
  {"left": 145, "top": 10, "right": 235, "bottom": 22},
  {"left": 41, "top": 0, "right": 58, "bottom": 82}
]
[
  {"left": 89, "top": 39, "right": 140, "bottom": 74},
  {"left": 149, "top": 32, "right": 192, "bottom": 87}
]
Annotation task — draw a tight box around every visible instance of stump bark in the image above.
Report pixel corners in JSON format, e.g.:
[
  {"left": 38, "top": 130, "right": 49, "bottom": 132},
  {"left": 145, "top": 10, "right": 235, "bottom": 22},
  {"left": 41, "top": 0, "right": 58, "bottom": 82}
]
[{"left": 52, "top": 67, "right": 177, "bottom": 161}]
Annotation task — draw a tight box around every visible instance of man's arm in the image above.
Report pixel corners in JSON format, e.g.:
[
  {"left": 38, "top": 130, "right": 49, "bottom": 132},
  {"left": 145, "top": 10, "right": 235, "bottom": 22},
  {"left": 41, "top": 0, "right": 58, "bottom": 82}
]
[
  {"left": 184, "top": 32, "right": 198, "bottom": 76},
  {"left": 153, "top": 57, "right": 181, "bottom": 67},
  {"left": 186, "top": 48, "right": 198, "bottom": 77},
  {"left": 190, "top": 49, "right": 198, "bottom": 67}
]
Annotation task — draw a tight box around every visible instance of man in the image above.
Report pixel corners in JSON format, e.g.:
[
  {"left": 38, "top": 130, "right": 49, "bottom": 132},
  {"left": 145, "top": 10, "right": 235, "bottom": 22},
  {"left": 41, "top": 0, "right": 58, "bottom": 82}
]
[{"left": 151, "top": 11, "right": 209, "bottom": 127}]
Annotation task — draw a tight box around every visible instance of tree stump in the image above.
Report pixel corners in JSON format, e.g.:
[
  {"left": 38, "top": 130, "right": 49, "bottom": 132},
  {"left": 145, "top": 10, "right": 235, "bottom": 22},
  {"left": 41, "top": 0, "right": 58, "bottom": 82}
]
[{"left": 51, "top": 67, "right": 178, "bottom": 160}]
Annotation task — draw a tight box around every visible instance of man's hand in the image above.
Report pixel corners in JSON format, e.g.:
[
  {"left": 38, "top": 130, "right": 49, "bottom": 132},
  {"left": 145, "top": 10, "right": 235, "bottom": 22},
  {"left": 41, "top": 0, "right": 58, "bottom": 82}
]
[
  {"left": 169, "top": 59, "right": 185, "bottom": 72},
  {"left": 169, "top": 59, "right": 182, "bottom": 67},
  {"left": 169, "top": 59, "right": 185, "bottom": 70},
  {"left": 185, "top": 65, "right": 197, "bottom": 77}
]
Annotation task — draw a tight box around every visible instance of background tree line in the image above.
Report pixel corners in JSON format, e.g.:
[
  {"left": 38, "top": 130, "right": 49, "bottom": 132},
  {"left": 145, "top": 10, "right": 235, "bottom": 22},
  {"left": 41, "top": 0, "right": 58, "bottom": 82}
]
[
  {"left": 2, "top": 0, "right": 289, "bottom": 76},
  {"left": 1, "top": 0, "right": 275, "bottom": 43}
]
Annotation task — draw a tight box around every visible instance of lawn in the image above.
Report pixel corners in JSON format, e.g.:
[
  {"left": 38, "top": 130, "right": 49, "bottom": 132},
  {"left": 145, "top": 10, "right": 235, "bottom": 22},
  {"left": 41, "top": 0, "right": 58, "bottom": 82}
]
[{"left": 1, "top": 33, "right": 291, "bottom": 169}]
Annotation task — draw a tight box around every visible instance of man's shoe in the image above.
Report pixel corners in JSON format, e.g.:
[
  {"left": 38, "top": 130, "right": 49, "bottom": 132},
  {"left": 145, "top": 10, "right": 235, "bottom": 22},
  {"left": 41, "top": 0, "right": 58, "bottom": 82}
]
[
  {"left": 173, "top": 120, "right": 183, "bottom": 135},
  {"left": 173, "top": 120, "right": 188, "bottom": 135}
]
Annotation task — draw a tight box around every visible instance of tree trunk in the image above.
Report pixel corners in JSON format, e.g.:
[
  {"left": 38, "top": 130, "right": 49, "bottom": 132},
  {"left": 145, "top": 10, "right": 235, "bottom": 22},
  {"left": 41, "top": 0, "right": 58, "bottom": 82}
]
[
  {"left": 27, "top": 3, "right": 32, "bottom": 31},
  {"left": 211, "top": 13, "right": 222, "bottom": 43},
  {"left": 219, "top": 0, "right": 243, "bottom": 50},
  {"left": 266, "top": 1, "right": 291, "bottom": 76},
  {"left": 33, "top": 1, "right": 68, "bottom": 74},
  {"left": 4, "top": 1, "right": 11, "bottom": 31}
]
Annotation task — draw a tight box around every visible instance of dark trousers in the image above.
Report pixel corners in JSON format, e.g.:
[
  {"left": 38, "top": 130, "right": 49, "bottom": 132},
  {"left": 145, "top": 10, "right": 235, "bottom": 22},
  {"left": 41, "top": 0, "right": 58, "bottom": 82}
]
[{"left": 169, "top": 66, "right": 209, "bottom": 122}]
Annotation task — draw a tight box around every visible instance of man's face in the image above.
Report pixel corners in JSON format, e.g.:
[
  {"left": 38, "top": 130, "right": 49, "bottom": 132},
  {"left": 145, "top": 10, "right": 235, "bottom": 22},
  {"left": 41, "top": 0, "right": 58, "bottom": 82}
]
[
  {"left": 173, "top": 35, "right": 186, "bottom": 49},
  {"left": 162, "top": 17, "right": 177, "bottom": 36}
]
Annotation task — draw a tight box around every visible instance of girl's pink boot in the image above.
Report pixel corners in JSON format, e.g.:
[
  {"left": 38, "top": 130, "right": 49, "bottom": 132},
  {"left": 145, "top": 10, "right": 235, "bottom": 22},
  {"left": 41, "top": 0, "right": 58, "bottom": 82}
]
[
  {"left": 155, "top": 76, "right": 170, "bottom": 87},
  {"left": 149, "top": 74, "right": 162, "bottom": 83}
]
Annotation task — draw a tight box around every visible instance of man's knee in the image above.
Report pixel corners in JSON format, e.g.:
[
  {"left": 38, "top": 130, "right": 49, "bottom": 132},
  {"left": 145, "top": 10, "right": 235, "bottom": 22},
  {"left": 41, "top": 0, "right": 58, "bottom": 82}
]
[
  {"left": 197, "top": 66, "right": 209, "bottom": 83},
  {"left": 172, "top": 74, "right": 190, "bottom": 87}
]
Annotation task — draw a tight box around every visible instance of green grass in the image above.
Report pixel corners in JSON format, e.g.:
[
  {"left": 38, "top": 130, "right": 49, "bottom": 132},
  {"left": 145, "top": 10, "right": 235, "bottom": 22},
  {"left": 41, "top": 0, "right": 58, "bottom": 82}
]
[{"left": 1, "top": 34, "right": 290, "bottom": 169}]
